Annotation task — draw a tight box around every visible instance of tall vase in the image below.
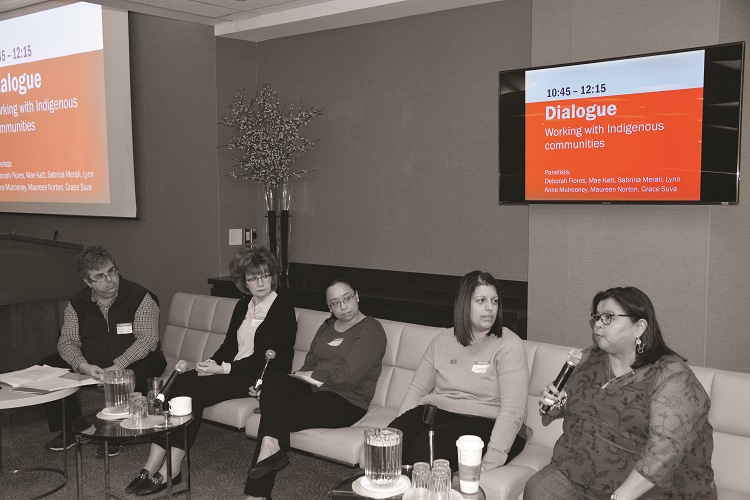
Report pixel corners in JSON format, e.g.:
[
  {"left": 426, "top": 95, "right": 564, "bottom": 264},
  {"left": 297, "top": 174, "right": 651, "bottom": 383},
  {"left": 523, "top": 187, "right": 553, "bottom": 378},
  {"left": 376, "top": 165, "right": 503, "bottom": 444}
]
[{"left": 264, "top": 183, "right": 292, "bottom": 277}]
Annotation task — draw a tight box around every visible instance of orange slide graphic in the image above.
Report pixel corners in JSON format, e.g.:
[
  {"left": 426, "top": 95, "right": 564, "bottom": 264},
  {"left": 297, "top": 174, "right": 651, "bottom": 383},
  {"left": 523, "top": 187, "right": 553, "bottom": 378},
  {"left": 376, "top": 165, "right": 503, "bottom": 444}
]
[
  {"left": 0, "top": 50, "right": 109, "bottom": 203},
  {"left": 525, "top": 88, "right": 704, "bottom": 201}
]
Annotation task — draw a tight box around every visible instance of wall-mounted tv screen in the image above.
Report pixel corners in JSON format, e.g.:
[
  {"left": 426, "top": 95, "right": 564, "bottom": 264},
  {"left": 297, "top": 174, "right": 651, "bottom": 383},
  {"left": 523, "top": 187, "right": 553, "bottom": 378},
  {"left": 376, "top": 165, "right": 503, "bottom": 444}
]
[{"left": 499, "top": 42, "right": 744, "bottom": 204}]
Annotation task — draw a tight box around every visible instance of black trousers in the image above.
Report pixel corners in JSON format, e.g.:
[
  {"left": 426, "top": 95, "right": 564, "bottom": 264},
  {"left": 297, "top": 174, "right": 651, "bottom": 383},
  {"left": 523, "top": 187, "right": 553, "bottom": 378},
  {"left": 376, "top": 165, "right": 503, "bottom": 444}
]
[
  {"left": 388, "top": 405, "right": 527, "bottom": 472},
  {"left": 244, "top": 370, "right": 367, "bottom": 497},
  {"left": 152, "top": 369, "right": 259, "bottom": 451},
  {"left": 40, "top": 352, "right": 166, "bottom": 432}
]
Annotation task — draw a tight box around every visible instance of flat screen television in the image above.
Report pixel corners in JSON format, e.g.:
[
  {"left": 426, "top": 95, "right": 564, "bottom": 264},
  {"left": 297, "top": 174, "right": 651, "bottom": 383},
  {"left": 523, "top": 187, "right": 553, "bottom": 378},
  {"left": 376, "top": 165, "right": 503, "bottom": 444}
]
[{"left": 498, "top": 42, "right": 744, "bottom": 204}]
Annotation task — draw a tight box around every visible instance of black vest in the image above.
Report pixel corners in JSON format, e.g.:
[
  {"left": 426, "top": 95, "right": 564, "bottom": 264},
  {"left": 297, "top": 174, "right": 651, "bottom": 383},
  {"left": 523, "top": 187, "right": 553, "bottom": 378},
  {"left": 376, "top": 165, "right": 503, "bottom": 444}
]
[{"left": 69, "top": 278, "right": 159, "bottom": 368}]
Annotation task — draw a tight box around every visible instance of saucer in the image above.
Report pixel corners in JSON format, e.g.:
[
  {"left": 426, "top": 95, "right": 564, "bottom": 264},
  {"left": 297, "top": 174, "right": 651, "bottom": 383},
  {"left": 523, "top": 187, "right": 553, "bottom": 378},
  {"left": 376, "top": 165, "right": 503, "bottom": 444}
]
[{"left": 352, "top": 475, "right": 410, "bottom": 499}]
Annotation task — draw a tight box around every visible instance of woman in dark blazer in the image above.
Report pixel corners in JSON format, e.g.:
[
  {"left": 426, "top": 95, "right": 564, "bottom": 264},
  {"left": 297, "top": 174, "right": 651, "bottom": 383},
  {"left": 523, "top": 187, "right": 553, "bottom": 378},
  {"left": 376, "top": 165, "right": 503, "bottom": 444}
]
[{"left": 126, "top": 247, "right": 297, "bottom": 496}]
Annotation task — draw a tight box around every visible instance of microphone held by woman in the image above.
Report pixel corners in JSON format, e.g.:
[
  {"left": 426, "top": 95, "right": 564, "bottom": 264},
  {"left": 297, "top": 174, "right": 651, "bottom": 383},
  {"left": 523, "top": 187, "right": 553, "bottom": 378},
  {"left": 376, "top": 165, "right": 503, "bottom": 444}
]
[{"left": 253, "top": 349, "right": 276, "bottom": 391}]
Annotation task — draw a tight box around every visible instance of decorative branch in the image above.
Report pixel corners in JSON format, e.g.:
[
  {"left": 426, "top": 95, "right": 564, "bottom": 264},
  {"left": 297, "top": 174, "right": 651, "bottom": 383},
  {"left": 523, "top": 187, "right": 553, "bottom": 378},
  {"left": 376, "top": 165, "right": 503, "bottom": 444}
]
[{"left": 221, "top": 84, "right": 322, "bottom": 187}]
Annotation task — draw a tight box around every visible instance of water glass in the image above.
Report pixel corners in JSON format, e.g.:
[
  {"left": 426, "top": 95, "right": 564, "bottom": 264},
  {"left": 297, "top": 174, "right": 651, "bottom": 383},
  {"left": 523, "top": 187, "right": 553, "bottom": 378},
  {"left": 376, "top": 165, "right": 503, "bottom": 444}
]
[
  {"left": 363, "top": 427, "right": 402, "bottom": 488},
  {"left": 428, "top": 466, "right": 451, "bottom": 500},
  {"left": 432, "top": 459, "right": 451, "bottom": 471},
  {"left": 103, "top": 369, "right": 135, "bottom": 413},
  {"left": 129, "top": 395, "right": 149, "bottom": 427},
  {"left": 147, "top": 377, "right": 163, "bottom": 415},
  {"left": 411, "top": 462, "right": 431, "bottom": 500}
]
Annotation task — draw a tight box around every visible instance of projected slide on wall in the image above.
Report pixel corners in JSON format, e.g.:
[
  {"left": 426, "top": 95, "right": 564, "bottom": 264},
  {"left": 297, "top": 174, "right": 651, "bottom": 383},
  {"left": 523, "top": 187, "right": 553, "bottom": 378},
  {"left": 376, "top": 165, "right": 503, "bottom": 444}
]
[
  {"left": 524, "top": 51, "right": 705, "bottom": 201},
  {"left": 0, "top": 2, "right": 137, "bottom": 218}
]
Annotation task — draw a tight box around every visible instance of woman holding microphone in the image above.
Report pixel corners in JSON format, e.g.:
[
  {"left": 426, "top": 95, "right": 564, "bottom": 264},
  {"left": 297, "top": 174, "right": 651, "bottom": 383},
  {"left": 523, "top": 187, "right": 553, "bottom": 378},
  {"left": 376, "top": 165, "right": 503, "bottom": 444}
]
[
  {"left": 127, "top": 247, "right": 297, "bottom": 495},
  {"left": 524, "top": 286, "right": 716, "bottom": 500}
]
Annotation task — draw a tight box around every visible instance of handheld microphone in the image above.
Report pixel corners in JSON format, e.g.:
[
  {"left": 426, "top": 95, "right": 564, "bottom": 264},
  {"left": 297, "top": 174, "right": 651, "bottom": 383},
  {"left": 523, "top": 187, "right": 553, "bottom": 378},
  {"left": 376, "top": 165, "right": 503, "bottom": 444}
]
[
  {"left": 540, "top": 348, "right": 583, "bottom": 415},
  {"left": 154, "top": 360, "right": 188, "bottom": 409},
  {"left": 253, "top": 350, "right": 276, "bottom": 391}
]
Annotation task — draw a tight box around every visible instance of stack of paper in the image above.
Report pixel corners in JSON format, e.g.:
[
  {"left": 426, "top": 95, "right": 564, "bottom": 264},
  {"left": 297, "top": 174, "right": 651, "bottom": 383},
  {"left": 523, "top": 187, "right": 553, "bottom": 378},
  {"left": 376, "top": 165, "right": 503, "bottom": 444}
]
[{"left": 0, "top": 365, "right": 98, "bottom": 394}]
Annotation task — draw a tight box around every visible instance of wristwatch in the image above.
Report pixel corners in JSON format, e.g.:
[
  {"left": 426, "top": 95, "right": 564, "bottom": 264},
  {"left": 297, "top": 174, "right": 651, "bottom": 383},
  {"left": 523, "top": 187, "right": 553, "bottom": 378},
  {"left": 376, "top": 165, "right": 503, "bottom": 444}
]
[{"left": 610, "top": 494, "right": 618, "bottom": 500}]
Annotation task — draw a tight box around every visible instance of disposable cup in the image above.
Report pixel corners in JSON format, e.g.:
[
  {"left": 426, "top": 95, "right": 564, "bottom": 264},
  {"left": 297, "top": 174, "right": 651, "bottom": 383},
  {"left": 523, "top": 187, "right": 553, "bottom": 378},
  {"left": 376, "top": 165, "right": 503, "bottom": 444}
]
[{"left": 456, "top": 435, "right": 484, "bottom": 494}]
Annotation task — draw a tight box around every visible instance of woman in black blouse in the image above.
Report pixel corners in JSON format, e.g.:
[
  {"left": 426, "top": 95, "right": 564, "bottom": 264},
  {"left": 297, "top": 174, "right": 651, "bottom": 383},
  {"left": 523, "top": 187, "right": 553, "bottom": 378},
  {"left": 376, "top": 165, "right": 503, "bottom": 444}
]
[{"left": 126, "top": 247, "right": 297, "bottom": 496}]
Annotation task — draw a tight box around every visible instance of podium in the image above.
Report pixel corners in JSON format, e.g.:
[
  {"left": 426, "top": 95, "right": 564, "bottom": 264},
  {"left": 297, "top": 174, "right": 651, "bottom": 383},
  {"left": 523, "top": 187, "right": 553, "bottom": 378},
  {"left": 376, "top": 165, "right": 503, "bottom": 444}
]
[{"left": 0, "top": 234, "right": 83, "bottom": 372}]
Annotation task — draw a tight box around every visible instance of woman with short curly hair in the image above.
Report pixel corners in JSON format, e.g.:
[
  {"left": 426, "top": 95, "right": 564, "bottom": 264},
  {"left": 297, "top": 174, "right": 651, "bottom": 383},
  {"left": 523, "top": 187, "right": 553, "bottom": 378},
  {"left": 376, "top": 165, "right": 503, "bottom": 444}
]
[{"left": 126, "top": 247, "right": 297, "bottom": 496}]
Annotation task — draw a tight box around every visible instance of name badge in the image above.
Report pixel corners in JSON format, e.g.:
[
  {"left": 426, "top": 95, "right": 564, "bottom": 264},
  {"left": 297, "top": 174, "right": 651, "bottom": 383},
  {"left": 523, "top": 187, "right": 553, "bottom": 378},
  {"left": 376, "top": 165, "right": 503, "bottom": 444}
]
[
  {"left": 251, "top": 318, "right": 264, "bottom": 327},
  {"left": 116, "top": 323, "right": 133, "bottom": 335},
  {"left": 471, "top": 361, "right": 489, "bottom": 374},
  {"left": 328, "top": 338, "right": 344, "bottom": 347}
]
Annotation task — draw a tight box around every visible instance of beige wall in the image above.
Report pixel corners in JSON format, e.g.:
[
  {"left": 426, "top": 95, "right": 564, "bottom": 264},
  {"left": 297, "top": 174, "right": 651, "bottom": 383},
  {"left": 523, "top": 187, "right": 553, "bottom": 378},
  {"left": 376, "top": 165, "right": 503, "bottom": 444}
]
[
  {"left": 527, "top": 0, "right": 750, "bottom": 372},
  {"left": 242, "top": 1, "right": 533, "bottom": 281}
]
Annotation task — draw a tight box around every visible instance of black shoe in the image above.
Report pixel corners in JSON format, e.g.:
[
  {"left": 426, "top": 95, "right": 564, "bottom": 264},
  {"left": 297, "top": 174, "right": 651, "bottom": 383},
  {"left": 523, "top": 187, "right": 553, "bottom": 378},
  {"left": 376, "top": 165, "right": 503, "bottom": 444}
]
[
  {"left": 135, "top": 471, "right": 182, "bottom": 496},
  {"left": 95, "top": 442, "right": 122, "bottom": 458},
  {"left": 126, "top": 469, "right": 151, "bottom": 494},
  {"left": 44, "top": 432, "right": 75, "bottom": 451},
  {"left": 248, "top": 450, "right": 289, "bottom": 479}
]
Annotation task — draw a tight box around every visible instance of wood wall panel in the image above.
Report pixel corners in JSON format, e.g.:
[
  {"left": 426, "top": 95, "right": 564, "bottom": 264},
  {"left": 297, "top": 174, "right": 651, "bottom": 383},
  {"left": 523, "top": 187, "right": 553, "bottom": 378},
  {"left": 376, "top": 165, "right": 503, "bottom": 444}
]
[{"left": 1, "top": 299, "right": 59, "bottom": 373}]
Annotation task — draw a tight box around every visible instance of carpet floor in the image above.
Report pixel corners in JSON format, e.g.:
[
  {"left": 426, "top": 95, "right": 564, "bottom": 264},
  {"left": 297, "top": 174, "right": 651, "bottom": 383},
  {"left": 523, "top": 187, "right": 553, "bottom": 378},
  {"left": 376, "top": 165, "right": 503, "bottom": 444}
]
[{"left": 0, "top": 389, "right": 359, "bottom": 499}]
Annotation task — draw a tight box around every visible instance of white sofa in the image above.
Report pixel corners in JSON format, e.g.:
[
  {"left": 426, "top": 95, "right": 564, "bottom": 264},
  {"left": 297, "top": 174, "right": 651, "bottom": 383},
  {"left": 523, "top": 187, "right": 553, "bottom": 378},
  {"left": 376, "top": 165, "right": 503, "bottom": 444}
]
[{"left": 162, "top": 292, "right": 750, "bottom": 500}]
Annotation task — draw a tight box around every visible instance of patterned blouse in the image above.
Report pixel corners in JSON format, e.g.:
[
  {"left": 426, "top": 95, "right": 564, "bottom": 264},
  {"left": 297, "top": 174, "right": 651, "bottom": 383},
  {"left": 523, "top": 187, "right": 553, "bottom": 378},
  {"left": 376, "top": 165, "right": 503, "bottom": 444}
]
[{"left": 544, "top": 347, "right": 716, "bottom": 500}]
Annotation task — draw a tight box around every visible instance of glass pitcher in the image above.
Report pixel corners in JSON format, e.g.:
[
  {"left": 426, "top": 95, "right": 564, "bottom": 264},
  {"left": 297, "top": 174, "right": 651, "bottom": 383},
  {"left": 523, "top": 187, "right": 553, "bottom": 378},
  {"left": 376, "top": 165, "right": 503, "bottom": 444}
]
[{"left": 103, "top": 369, "right": 135, "bottom": 414}]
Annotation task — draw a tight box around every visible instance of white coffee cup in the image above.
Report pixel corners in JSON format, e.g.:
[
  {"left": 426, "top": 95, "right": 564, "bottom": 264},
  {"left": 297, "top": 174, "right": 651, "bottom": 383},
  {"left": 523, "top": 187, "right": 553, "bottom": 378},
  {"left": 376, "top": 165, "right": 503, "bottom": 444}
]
[
  {"left": 168, "top": 396, "right": 192, "bottom": 416},
  {"left": 456, "top": 435, "right": 484, "bottom": 494}
]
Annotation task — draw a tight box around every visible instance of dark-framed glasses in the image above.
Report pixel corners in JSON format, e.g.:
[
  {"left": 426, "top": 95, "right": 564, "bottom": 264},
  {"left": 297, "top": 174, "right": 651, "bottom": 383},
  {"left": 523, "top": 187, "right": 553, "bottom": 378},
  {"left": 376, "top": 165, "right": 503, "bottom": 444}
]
[
  {"left": 591, "top": 312, "right": 633, "bottom": 325},
  {"left": 89, "top": 267, "right": 118, "bottom": 283},
  {"left": 328, "top": 294, "right": 355, "bottom": 309},
  {"left": 246, "top": 274, "right": 272, "bottom": 285}
]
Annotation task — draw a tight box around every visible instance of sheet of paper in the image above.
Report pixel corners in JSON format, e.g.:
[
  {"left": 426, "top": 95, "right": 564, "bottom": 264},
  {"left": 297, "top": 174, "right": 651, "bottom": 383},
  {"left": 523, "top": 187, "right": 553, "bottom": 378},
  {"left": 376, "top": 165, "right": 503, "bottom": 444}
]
[
  {"left": 21, "top": 373, "right": 99, "bottom": 391},
  {"left": 288, "top": 372, "right": 323, "bottom": 387}
]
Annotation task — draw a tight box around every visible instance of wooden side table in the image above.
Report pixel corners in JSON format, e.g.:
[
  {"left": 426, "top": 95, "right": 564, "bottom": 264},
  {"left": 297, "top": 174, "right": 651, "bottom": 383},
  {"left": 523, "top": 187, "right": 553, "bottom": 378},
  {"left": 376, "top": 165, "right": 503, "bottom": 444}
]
[{"left": 0, "top": 385, "right": 79, "bottom": 499}]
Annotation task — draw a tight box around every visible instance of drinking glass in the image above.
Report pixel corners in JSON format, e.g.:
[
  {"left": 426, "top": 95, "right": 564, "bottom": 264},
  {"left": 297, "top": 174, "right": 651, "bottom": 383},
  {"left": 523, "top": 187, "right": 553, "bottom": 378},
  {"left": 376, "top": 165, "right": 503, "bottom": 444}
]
[
  {"left": 103, "top": 369, "right": 135, "bottom": 414},
  {"left": 129, "top": 395, "right": 149, "bottom": 427},
  {"left": 428, "top": 466, "right": 451, "bottom": 500},
  {"left": 147, "top": 377, "right": 163, "bottom": 415},
  {"left": 432, "top": 459, "right": 450, "bottom": 471},
  {"left": 363, "top": 427, "right": 402, "bottom": 488},
  {"left": 411, "top": 462, "right": 431, "bottom": 500}
]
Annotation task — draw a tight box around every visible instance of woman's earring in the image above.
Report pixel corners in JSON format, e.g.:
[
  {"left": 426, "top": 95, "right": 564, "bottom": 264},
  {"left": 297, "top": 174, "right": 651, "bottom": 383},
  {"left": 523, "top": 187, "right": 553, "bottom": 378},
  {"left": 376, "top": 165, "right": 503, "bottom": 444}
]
[{"left": 635, "top": 336, "right": 644, "bottom": 354}]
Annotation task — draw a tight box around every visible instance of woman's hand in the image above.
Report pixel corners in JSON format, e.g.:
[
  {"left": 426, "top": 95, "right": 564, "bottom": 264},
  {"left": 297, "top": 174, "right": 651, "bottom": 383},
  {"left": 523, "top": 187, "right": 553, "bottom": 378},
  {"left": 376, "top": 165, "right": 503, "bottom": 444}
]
[
  {"left": 248, "top": 386, "right": 261, "bottom": 398},
  {"left": 196, "top": 360, "right": 223, "bottom": 376},
  {"left": 538, "top": 383, "right": 566, "bottom": 414}
]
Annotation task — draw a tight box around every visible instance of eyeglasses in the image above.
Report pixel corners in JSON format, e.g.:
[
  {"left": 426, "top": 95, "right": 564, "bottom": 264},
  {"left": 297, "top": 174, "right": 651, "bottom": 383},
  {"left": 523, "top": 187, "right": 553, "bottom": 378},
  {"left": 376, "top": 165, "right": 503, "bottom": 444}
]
[
  {"left": 246, "top": 274, "right": 272, "bottom": 285},
  {"left": 591, "top": 312, "right": 633, "bottom": 325},
  {"left": 328, "top": 294, "right": 355, "bottom": 309},
  {"left": 89, "top": 267, "right": 118, "bottom": 283}
]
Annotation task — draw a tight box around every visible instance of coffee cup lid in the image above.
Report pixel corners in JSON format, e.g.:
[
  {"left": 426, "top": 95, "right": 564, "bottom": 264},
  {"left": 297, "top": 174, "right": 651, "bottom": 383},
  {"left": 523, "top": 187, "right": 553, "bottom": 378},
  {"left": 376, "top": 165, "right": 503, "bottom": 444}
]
[{"left": 456, "top": 435, "right": 484, "bottom": 449}]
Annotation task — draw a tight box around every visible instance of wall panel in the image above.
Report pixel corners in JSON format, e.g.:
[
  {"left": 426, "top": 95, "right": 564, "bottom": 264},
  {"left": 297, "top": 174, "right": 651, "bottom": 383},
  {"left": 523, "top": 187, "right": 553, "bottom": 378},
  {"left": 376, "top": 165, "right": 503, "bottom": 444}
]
[{"left": 245, "top": 1, "right": 533, "bottom": 280}]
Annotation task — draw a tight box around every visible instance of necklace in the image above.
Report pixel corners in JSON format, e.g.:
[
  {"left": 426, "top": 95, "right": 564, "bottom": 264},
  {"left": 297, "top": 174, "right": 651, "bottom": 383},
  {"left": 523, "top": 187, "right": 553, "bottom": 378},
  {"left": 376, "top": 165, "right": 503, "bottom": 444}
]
[{"left": 601, "top": 355, "right": 635, "bottom": 389}]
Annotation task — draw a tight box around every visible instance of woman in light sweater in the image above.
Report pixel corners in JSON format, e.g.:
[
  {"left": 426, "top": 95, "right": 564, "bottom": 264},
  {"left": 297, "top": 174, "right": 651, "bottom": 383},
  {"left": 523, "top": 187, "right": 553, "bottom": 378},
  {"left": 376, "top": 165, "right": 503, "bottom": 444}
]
[{"left": 388, "top": 270, "right": 529, "bottom": 472}]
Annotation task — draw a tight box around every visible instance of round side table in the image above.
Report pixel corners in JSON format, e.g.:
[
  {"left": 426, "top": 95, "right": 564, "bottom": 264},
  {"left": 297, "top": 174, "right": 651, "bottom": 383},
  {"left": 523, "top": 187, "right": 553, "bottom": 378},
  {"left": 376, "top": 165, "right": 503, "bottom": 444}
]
[
  {"left": 73, "top": 412, "right": 194, "bottom": 500},
  {"left": 0, "top": 385, "right": 79, "bottom": 500}
]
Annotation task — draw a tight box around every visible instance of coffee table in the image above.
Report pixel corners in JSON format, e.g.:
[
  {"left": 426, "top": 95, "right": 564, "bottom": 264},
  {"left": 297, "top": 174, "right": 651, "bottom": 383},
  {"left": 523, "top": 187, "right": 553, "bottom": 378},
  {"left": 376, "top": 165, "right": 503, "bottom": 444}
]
[
  {"left": 0, "top": 385, "right": 79, "bottom": 500},
  {"left": 73, "top": 412, "right": 193, "bottom": 500},
  {"left": 330, "top": 467, "right": 486, "bottom": 499}
]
